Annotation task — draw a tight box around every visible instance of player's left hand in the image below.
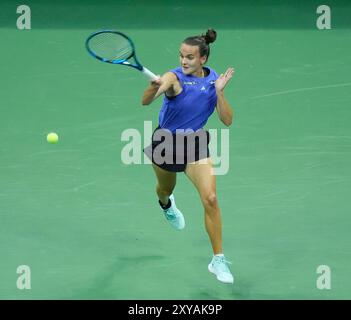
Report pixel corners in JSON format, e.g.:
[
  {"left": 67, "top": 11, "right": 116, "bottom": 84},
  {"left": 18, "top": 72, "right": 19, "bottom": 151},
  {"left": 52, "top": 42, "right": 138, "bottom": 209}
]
[{"left": 215, "top": 68, "right": 235, "bottom": 92}]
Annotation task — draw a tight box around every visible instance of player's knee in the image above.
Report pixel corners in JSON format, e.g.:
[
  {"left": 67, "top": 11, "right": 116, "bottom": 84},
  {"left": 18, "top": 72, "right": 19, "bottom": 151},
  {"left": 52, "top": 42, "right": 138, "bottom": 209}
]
[{"left": 203, "top": 193, "right": 218, "bottom": 209}]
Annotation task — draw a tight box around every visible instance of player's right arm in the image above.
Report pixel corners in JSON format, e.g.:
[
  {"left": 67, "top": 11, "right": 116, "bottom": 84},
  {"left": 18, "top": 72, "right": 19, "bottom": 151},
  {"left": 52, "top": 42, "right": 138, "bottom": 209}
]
[{"left": 141, "top": 72, "right": 177, "bottom": 105}]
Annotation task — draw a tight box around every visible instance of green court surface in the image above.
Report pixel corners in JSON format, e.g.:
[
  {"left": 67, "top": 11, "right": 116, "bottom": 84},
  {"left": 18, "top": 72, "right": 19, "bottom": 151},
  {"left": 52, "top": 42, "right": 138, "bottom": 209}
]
[{"left": 1, "top": 0, "right": 351, "bottom": 299}]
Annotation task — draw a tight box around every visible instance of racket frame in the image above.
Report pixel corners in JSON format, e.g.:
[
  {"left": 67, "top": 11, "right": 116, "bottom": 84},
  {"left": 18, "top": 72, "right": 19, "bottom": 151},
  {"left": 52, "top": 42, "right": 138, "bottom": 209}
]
[{"left": 85, "top": 30, "right": 158, "bottom": 81}]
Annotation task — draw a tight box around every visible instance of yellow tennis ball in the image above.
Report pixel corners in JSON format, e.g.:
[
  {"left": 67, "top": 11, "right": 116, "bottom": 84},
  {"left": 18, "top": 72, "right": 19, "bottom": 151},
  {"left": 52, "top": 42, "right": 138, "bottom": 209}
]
[{"left": 47, "top": 132, "right": 59, "bottom": 144}]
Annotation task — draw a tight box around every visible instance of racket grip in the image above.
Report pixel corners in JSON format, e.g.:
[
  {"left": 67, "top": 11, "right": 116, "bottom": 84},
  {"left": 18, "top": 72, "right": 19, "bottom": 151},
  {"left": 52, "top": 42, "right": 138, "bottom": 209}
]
[{"left": 141, "top": 67, "right": 159, "bottom": 81}]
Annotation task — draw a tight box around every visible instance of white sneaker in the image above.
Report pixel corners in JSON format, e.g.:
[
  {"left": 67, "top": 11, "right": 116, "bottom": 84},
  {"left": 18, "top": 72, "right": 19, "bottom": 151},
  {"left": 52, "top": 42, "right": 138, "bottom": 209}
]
[
  {"left": 208, "top": 255, "right": 234, "bottom": 284},
  {"left": 161, "top": 194, "right": 185, "bottom": 230}
]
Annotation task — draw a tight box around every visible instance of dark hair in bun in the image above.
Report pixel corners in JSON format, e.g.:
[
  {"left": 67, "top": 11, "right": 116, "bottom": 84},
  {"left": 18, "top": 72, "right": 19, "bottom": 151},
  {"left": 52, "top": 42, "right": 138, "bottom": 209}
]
[
  {"left": 203, "top": 28, "right": 217, "bottom": 45},
  {"left": 182, "top": 28, "right": 217, "bottom": 62}
]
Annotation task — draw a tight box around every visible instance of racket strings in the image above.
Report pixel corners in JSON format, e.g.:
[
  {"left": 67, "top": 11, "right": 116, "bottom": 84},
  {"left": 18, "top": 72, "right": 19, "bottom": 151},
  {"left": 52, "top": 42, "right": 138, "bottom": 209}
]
[{"left": 88, "top": 33, "right": 133, "bottom": 61}]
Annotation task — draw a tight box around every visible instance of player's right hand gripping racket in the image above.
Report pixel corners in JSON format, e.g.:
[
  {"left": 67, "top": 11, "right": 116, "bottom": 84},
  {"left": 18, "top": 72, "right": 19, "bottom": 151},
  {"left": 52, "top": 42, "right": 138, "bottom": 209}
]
[{"left": 85, "top": 30, "right": 158, "bottom": 81}]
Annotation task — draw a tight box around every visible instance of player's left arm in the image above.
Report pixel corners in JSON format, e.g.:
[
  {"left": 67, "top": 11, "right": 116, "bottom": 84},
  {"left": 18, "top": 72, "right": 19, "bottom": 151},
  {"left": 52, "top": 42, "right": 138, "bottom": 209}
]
[{"left": 215, "top": 67, "right": 235, "bottom": 126}]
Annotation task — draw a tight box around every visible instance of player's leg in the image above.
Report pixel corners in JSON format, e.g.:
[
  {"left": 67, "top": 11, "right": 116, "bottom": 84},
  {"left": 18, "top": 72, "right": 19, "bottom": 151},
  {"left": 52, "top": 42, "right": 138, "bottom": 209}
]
[
  {"left": 152, "top": 163, "right": 177, "bottom": 206},
  {"left": 152, "top": 163, "right": 185, "bottom": 230},
  {"left": 184, "top": 157, "right": 222, "bottom": 253},
  {"left": 185, "top": 157, "right": 233, "bottom": 283}
]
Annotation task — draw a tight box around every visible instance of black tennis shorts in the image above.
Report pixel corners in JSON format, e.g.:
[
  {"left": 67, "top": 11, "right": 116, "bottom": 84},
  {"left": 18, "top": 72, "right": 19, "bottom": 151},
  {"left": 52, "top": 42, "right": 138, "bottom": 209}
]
[{"left": 143, "top": 126, "right": 210, "bottom": 173}]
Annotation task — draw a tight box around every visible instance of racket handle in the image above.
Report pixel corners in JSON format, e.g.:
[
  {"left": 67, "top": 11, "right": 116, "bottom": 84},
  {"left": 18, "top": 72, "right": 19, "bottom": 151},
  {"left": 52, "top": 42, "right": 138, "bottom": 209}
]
[{"left": 141, "top": 67, "right": 159, "bottom": 81}]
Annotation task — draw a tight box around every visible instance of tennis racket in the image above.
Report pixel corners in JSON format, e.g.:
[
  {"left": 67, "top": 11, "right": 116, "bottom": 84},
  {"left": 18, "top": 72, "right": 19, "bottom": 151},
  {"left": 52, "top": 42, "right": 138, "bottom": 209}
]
[{"left": 85, "top": 30, "right": 158, "bottom": 81}]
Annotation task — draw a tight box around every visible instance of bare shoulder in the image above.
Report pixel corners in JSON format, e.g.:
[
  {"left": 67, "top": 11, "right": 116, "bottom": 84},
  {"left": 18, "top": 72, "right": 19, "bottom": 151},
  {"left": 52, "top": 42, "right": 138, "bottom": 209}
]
[
  {"left": 162, "top": 71, "right": 180, "bottom": 97},
  {"left": 161, "top": 71, "right": 178, "bottom": 83}
]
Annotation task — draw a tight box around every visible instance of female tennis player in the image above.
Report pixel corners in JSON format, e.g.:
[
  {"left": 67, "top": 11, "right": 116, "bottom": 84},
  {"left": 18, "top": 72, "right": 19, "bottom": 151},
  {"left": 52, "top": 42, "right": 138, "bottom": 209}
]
[{"left": 142, "top": 29, "right": 234, "bottom": 284}]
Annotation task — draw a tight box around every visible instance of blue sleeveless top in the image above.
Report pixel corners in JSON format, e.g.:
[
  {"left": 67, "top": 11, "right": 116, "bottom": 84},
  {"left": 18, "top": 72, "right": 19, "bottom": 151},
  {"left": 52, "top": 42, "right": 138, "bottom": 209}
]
[{"left": 158, "top": 66, "right": 218, "bottom": 133}]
